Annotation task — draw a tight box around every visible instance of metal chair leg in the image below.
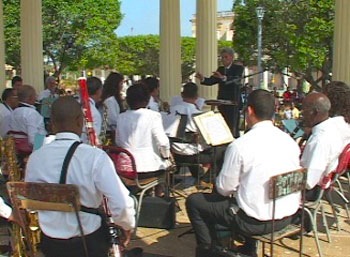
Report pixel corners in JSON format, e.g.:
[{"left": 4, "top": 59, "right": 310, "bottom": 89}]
[{"left": 304, "top": 207, "right": 324, "bottom": 257}]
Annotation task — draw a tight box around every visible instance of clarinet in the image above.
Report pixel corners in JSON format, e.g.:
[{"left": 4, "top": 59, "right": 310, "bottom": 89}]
[{"left": 78, "top": 79, "right": 122, "bottom": 257}]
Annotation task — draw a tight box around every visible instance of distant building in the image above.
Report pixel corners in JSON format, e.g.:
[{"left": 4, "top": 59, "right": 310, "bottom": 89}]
[{"left": 190, "top": 11, "right": 234, "bottom": 41}]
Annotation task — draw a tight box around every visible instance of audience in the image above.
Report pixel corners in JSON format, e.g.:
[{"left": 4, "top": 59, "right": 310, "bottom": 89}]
[{"left": 186, "top": 89, "right": 301, "bottom": 257}]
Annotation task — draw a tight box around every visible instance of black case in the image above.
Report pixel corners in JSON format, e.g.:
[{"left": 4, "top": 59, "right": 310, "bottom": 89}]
[{"left": 138, "top": 196, "right": 176, "bottom": 229}]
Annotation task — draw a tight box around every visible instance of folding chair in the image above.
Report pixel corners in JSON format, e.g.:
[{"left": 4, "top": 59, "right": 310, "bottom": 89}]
[
  {"left": 251, "top": 168, "right": 307, "bottom": 257},
  {"left": 103, "top": 146, "right": 166, "bottom": 234},
  {"left": 6, "top": 182, "right": 88, "bottom": 257}
]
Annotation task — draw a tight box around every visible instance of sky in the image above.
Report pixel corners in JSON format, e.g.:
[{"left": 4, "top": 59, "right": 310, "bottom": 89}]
[{"left": 116, "top": 0, "right": 233, "bottom": 37}]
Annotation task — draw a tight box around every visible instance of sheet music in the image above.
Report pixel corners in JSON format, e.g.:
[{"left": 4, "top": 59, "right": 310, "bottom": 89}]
[{"left": 193, "top": 111, "right": 234, "bottom": 146}]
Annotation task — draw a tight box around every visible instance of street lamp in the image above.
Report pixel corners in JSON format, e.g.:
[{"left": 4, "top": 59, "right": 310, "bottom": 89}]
[{"left": 256, "top": 6, "right": 265, "bottom": 89}]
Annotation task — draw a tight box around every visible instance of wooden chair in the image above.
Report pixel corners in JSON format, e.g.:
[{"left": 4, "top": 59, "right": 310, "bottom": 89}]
[
  {"left": 251, "top": 168, "right": 307, "bottom": 257},
  {"left": 103, "top": 146, "right": 166, "bottom": 234},
  {"left": 6, "top": 182, "right": 88, "bottom": 257}
]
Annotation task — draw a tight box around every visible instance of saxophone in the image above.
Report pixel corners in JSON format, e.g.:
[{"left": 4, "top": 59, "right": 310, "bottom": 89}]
[{"left": 2, "top": 136, "right": 41, "bottom": 257}]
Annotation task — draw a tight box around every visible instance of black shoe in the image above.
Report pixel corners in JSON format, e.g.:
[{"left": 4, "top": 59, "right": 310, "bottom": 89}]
[
  {"left": 211, "top": 245, "right": 239, "bottom": 257},
  {"left": 124, "top": 247, "right": 143, "bottom": 257},
  {"left": 236, "top": 245, "right": 258, "bottom": 257}
]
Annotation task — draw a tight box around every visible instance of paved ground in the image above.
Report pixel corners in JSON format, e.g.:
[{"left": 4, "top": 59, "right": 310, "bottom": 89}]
[{"left": 1, "top": 178, "right": 350, "bottom": 257}]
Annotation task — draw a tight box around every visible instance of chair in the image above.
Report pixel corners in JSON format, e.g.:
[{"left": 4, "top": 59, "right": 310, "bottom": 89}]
[
  {"left": 251, "top": 168, "right": 307, "bottom": 257},
  {"left": 323, "top": 143, "right": 350, "bottom": 231},
  {"left": 6, "top": 182, "right": 88, "bottom": 257},
  {"left": 102, "top": 146, "right": 166, "bottom": 234}
]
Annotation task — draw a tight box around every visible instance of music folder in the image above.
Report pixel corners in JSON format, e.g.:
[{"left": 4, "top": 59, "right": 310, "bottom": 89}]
[{"left": 193, "top": 111, "right": 234, "bottom": 146}]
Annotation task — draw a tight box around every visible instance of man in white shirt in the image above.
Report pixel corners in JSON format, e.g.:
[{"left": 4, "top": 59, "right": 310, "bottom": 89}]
[
  {"left": 186, "top": 89, "right": 301, "bottom": 257},
  {"left": 8, "top": 85, "right": 46, "bottom": 153},
  {"left": 37, "top": 76, "right": 58, "bottom": 101},
  {"left": 301, "top": 92, "right": 350, "bottom": 200},
  {"left": 170, "top": 82, "right": 226, "bottom": 185},
  {"left": 0, "top": 88, "right": 18, "bottom": 137},
  {"left": 25, "top": 96, "right": 135, "bottom": 257}
]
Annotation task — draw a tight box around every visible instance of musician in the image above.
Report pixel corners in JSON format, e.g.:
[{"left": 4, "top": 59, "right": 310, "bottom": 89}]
[
  {"left": 195, "top": 47, "right": 244, "bottom": 138},
  {"left": 0, "top": 88, "right": 18, "bottom": 137},
  {"left": 300, "top": 92, "right": 350, "bottom": 200},
  {"left": 115, "top": 84, "right": 170, "bottom": 184},
  {"left": 186, "top": 90, "right": 301, "bottom": 257},
  {"left": 25, "top": 96, "right": 135, "bottom": 257},
  {"left": 11, "top": 76, "right": 23, "bottom": 90},
  {"left": 101, "top": 72, "right": 126, "bottom": 131},
  {"left": 81, "top": 77, "right": 103, "bottom": 144},
  {"left": 8, "top": 85, "right": 46, "bottom": 150},
  {"left": 170, "top": 82, "right": 226, "bottom": 186}
]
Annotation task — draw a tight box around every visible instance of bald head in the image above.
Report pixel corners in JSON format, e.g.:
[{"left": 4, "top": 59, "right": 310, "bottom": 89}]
[
  {"left": 302, "top": 92, "right": 330, "bottom": 128},
  {"left": 51, "top": 96, "right": 83, "bottom": 135}
]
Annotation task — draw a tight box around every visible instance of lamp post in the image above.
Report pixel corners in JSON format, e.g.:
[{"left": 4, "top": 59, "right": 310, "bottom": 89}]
[{"left": 256, "top": 6, "right": 265, "bottom": 89}]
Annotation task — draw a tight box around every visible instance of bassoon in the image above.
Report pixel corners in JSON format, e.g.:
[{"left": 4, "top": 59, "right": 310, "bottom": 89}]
[{"left": 78, "top": 78, "right": 122, "bottom": 257}]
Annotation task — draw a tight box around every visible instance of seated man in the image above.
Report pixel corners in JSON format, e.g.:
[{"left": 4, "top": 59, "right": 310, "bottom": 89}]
[
  {"left": 0, "top": 88, "right": 18, "bottom": 137},
  {"left": 25, "top": 96, "right": 135, "bottom": 257},
  {"left": 115, "top": 84, "right": 170, "bottom": 178},
  {"left": 170, "top": 82, "right": 226, "bottom": 185},
  {"left": 300, "top": 92, "right": 350, "bottom": 200},
  {"left": 8, "top": 85, "right": 47, "bottom": 153},
  {"left": 186, "top": 89, "right": 301, "bottom": 257}
]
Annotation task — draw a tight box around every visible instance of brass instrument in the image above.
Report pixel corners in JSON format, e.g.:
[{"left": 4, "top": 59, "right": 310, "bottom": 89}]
[{"left": 2, "top": 136, "right": 40, "bottom": 256}]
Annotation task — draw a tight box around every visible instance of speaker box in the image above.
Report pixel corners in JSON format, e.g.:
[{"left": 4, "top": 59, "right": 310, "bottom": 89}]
[{"left": 138, "top": 196, "right": 176, "bottom": 229}]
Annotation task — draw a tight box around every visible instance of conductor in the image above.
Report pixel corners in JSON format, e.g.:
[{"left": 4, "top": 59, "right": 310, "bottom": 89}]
[{"left": 196, "top": 48, "right": 244, "bottom": 138}]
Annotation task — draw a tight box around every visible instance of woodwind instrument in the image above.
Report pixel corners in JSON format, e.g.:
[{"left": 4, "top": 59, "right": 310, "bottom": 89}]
[
  {"left": 2, "top": 136, "right": 40, "bottom": 257},
  {"left": 79, "top": 78, "right": 100, "bottom": 146},
  {"left": 78, "top": 79, "right": 121, "bottom": 257}
]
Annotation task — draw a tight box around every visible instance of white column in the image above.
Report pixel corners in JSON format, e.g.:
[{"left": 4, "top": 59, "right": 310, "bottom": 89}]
[
  {"left": 263, "top": 71, "right": 268, "bottom": 90},
  {"left": 159, "top": 0, "right": 181, "bottom": 102},
  {"left": 333, "top": 0, "right": 350, "bottom": 84},
  {"left": 196, "top": 0, "right": 217, "bottom": 100},
  {"left": 20, "top": 0, "right": 44, "bottom": 92},
  {"left": 0, "top": 1, "right": 5, "bottom": 90}
]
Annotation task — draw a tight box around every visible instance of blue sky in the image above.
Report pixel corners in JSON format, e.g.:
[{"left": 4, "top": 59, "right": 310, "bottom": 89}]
[{"left": 116, "top": 0, "right": 233, "bottom": 37}]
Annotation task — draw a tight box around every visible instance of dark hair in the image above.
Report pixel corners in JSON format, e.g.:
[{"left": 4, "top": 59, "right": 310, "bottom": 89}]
[
  {"left": 102, "top": 72, "right": 125, "bottom": 111},
  {"left": 182, "top": 82, "right": 198, "bottom": 98},
  {"left": 247, "top": 89, "right": 275, "bottom": 120},
  {"left": 126, "top": 84, "right": 150, "bottom": 109},
  {"left": 323, "top": 81, "right": 350, "bottom": 123},
  {"left": 11, "top": 76, "right": 22, "bottom": 87},
  {"left": 87, "top": 77, "right": 102, "bottom": 96},
  {"left": 2, "top": 88, "right": 15, "bottom": 101},
  {"left": 142, "top": 77, "right": 159, "bottom": 93}
]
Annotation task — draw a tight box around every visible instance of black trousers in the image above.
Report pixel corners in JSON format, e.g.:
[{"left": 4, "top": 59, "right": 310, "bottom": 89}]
[
  {"left": 40, "top": 225, "right": 110, "bottom": 257},
  {"left": 186, "top": 192, "right": 293, "bottom": 248},
  {"left": 218, "top": 105, "right": 240, "bottom": 138}
]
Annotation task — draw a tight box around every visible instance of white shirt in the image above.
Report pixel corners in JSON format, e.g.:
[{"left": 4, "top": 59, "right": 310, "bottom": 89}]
[
  {"left": 170, "top": 95, "right": 206, "bottom": 110},
  {"left": 169, "top": 101, "right": 206, "bottom": 155},
  {"left": 81, "top": 98, "right": 102, "bottom": 144},
  {"left": 0, "top": 103, "right": 13, "bottom": 137},
  {"left": 9, "top": 103, "right": 47, "bottom": 145},
  {"left": 0, "top": 197, "right": 12, "bottom": 219},
  {"left": 147, "top": 96, "right": 160, "bottom": 112},
  {"left": 104, "top": 96, "right": 120, "bottom": 130},
  {"left": 25, "top": 132, "right": 135, "bottom": 238},
  {"left": 301, "top": 117, "right": 350, "bottom": 189},
  {"left": 37, "top": 89, "right": 58, "bottom": 101},
  {"left": 216, "top": 121, "right": 301, "bottom": 221},
  {"left": 116, "top": 108, "right": 170, "bottom": 172}
]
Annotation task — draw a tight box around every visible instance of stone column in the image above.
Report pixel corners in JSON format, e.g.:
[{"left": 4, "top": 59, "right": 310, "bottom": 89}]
[
  {"left": 20, "top": 0, "right": 44, "bottom": 92},
  {"left": 0, "top": 1, "right": 5, "bottom": 90},
  {"left": 196, "top": 0, "right": 217, "bottom": 100},
  {"left": 333, "top": 0, "right": 350, "bottom": 84},
  {"left": 159, "top": 0, "right": 181, "bottom": 102}
]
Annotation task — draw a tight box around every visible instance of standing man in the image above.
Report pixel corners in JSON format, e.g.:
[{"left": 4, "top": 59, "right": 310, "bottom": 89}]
[
  {"left": 196, "top": 48, "right": 244, "bottom": 138},
  {"left": 186, "top": 90, "right": 301, "bottom": 257},
  {"left": 25, "top": 96, "right": 135, "bottom": 257},
  {"left": 0, "top": 88, "right": 18, "bottom": 137}
]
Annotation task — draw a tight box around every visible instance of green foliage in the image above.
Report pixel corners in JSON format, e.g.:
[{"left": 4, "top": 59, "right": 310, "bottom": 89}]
[
  {"left": 233, "top": 0, "right": 334, "bottom": 89},
  {"left": 4, "top": 0, "right": 122, "bottom": 77}
]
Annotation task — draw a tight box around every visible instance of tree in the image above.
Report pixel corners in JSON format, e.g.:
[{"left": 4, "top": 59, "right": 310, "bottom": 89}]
[
  {"left": 3, "top": 0, "right": 122, "bottom": 77},
  {"left": 232, "top": 0, "right": 334, "bottom": 90}
]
